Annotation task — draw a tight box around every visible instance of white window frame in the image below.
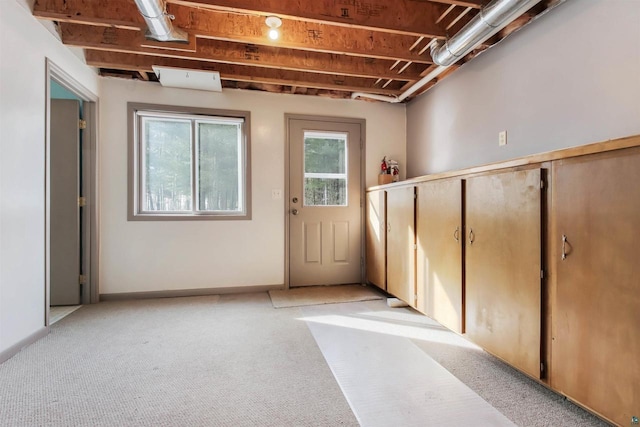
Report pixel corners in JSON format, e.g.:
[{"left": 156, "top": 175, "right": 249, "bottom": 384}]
[
  {"left": 128, "top": 103, "right": 251, "bottom": 220},
  {"left": 303, "top": 130, "right": 349, "bottom": 207}
]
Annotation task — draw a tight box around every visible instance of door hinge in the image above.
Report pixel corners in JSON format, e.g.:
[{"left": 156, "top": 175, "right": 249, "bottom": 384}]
[
  {"left": 79, "top": 274, "right": 87, "bottom": 285},
  {"left": 413, "top": 244, "right": 417, "bottom": 250},
  {"left": 78, "top": 197, "right": 86, "bottom": 207},
  {"left": 540, "top": 362, "right": 545, "bottom": 373},
  {"left": 540, "top": 269, "right": 545, "bottom": 279},
  {"left": 540, "top": 179, "right": 545, "bottom": 190},
  {"left": 79, "top": 119, "right": 87, "bottom": 130}
]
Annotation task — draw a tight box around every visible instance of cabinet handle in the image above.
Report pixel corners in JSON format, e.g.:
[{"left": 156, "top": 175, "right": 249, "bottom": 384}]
[
  {"left": 562, "top": 235, "right": 567, "bottom": 260},
  {"left": 469, "top": 228, "right": 474, "bottom": 245},
  {"left": 454, "top": 227, "right": 460, "bottom": 242},
  {"left": 387, "top": 223, "right": 391, "bottom": 233}
]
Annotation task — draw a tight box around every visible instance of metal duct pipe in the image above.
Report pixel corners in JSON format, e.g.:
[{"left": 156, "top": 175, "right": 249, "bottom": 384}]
[
  {"left": 431, "top": 0, "right": 542, "bottom": 66},
  {"left": 134, "top": 0, "right": 188, "bottom": 43},
  {"left": 353, "top": 0, "right": 544, "bottom": 103}
]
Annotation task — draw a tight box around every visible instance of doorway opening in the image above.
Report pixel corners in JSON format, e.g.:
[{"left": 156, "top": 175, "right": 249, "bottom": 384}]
[{"left": 45, "top": 59, "right": 99, "bottom": 326}]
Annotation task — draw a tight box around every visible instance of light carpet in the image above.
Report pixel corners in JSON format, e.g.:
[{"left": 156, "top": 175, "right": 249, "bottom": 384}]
[
  {"left": 0, "top": 294, "right": 358, "bottom": 427},
  {"left": 269, "top": 284, "right": 383, "bottom": 308}
]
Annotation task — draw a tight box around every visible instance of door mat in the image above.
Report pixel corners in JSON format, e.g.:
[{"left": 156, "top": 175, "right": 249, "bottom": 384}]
[{"left": 269, "top": 285, "right": 383, "bottom": 308}]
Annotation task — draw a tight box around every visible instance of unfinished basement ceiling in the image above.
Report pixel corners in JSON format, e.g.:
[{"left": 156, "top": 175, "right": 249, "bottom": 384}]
[{"left": 33, "top": 0, "right": 561, "bottom": 101}]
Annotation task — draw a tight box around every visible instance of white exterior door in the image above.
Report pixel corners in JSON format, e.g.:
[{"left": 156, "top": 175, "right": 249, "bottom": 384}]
[{"left": 288, "top": 117, "right": 363, "bottom": 287}]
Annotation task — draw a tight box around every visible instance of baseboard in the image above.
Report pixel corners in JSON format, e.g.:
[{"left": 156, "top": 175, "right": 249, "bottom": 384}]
[
  {"left": 0, "top": 327, "right": 49, "bottom": 364},
  {"left": 99, "top": 284, "right": 285, "bottom": 302}
]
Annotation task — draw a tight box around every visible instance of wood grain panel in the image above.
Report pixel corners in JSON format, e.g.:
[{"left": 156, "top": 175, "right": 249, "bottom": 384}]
[
  {"left": 551, "top": 147, "right": 640, "bottom": 426},
  {"left": 416, "top": 179, "right": 463, "bottom": 333},
  {"left": 386, "top": 186, "right": 415, "bottom": 306},
  {"left": 366, "top": 190, "right": 386, "bottom": 290},
  {"left": 465, "top": 168, "right": 542, "bottom": 379}
]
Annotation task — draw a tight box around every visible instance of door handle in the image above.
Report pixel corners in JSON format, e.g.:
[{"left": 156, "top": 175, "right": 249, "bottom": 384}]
[
  {"left": 562, "top": 234, "right": 569, "bottom": 260},
  {"left": 454, "top": 227, "right": 460, "bottom": 242},
  {"left": 468, "top": 228, "right": 474, "bottom": 245},
  {"left": 291, "top": 208, "right": 299, "bottom": 215}
]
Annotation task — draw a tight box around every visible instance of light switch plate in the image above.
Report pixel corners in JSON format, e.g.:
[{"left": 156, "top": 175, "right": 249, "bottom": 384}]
[{"left": 272, "top": 189, "right": 282, "bottom": 200}]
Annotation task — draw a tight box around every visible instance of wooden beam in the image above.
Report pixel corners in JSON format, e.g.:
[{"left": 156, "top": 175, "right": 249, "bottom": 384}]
[
  {"left": 60, "top": 23, "right": 425, "bottom": 81},
  {"left": 418, "top": 0, "right": 489, "bottom": 7},
  {"left": 33, "top": 0, "right": 143, "bottom": 29},
  {"left": 170, "top": 0, "right": 448, "bottom": 37},
  {"left": 84, "top": 50, "right": 404, "bottom": 95},
  {"left": 34, "top": 0, "right": 434, "bottom": 63}
]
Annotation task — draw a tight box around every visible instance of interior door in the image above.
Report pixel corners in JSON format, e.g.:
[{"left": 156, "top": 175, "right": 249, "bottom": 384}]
[
  {"left": 465, "top": 168, "right": 542, "bottom": 379},
  {"left": 552, "top": 148, "right": 640, "bottom": 426},
  {"left": 416, "top": 179, "right": 463, "bottom": 333},
  {"left": 288, "top": 118, "right": 362, "bottom": 287},
  {"left": 50, "top": 99, "right": 81, "bottom": 305}
]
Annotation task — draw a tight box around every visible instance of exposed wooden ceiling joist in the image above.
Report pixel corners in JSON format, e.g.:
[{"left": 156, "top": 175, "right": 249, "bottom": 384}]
[
  {"left": 32, "top": 0, "right": 556, "bottom": 101},
  {"left": 85, "top": 50, "right": 404, "bottom": 95},
  {"left": 34, "top": 0, "right": 439, "bottom": 62},
  {"left": 59, "top": 23, "right": 426, "bottom": 82},
  {"left": 169, "top": 0, "right": 450, "bottom": 37}
]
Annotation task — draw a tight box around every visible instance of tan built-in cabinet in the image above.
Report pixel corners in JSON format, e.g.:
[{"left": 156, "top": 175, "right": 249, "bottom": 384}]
[
  {"left": 366, "top": 134, "right": 640, "bottom": 426},
  {"left": 385, "top": 186, "right": 416, "bottom": 306},
  {"left": 551, "top": 147, "right": 640, "bottom": 427},
  {"left": 416, "top": 179, "right": 463, "bottom": 333},
  {"left": 465, "top": 168, "right": 543, "bottom": 379},
  {"left": 365, "top": 190, "right": 386, "bottom": 290}
]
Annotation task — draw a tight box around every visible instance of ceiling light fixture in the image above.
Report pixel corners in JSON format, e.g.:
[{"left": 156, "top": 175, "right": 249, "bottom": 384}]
[{"left": 265, "top": 16, "right": 282, "bottom": 40}]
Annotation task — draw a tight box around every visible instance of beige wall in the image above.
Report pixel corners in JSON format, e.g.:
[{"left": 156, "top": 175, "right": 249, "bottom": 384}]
[
  {"left": 406, "top": 0, "right": 640, "bottom": 176},
  {"left": 99, "top": 79, "right": 406, "bottom": 295},
  {"left": 0, "top": 1, "right": 99, "bottom": 354}
]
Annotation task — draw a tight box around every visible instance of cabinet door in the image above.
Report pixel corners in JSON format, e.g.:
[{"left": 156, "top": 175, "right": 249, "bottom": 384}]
[
  {"left": 552, "top": 148, "right": 640, "bottom": 426},
  {"left": 466, "top": 169, "right": 542, "bottom": 379},
  {"left": 366, "top": 190, "right": 386, "bottom": 290},
  {"left": 416, "top": 179, "right": 463, "bottom": 333},
  {"left": 386, "top": 186, "right": 415, "bottom": 305}
]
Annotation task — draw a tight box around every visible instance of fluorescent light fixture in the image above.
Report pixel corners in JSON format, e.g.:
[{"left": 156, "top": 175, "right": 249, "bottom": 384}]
[{"left": 152, "top": 65, "right": 222, "bottom": 92}]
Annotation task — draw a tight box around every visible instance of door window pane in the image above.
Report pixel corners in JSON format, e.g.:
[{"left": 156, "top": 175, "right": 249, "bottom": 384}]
[
  {"left": 304, "top": 132, "right": 347, "bottom": 206},
  {"left": 197, "top": 122, "right": 242, "bottom": 211},
  {"left": 142, "top": 118, "right": 192, "bottom": 211}
]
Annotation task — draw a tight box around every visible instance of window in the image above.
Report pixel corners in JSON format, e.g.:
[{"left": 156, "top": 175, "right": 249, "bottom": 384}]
[
  {"left": 303, "top": 131, "right": 348, "bottom": 206},
  {"left": 128, "top": 103, "right": 251, "bottom": 220}
]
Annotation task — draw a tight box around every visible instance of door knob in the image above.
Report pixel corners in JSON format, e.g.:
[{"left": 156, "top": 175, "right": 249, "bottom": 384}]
[
  {"left": 292, "top": 197, "right": 298, "bottom": 203},
  {"left": 291, "top": 209, "right": 299, "bottom": 215}
]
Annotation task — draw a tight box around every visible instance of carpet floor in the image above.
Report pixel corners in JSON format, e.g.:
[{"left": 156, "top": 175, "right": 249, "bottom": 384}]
[{"left": 0, "top": 291, "right": 608, "bottom": 426}]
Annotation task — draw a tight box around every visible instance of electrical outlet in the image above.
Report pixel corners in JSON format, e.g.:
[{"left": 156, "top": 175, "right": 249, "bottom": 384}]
[
  {"left": 272, "top": 189, "right": 282, "bottom": 200},
  {"left": 498, "top": 130, "right": 507, "bottom": 146}
]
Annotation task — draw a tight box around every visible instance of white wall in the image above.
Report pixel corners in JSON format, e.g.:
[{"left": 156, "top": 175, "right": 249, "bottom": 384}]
[
  {"left": 0, "top": 1, "right": 99, "bottom": 354},
  {"left": 406, "top": 0, "right": 640, "bottom": 176},
  {"left": 99, "top": 79, "right": 405, "bottom": 295}
]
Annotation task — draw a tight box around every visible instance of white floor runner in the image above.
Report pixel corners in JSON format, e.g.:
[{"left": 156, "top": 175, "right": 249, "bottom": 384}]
[{"left": 301, "top": 302, "right": 515, "bottom": 427}]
